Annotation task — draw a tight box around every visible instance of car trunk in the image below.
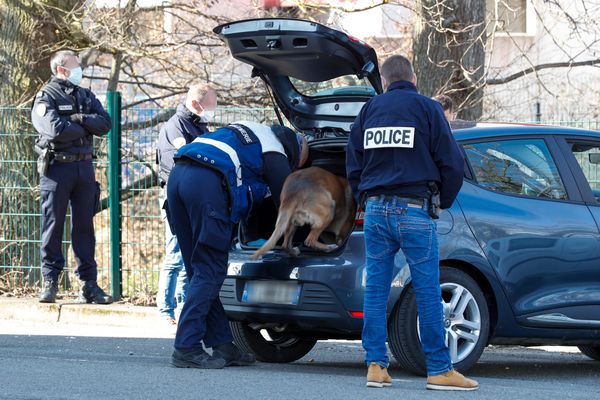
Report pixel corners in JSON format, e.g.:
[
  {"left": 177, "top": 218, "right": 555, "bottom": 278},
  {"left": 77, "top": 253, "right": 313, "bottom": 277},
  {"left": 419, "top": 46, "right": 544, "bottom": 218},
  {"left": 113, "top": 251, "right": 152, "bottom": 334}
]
[{"left": 239, "top": 137, "right": 358, "bottom": 254}]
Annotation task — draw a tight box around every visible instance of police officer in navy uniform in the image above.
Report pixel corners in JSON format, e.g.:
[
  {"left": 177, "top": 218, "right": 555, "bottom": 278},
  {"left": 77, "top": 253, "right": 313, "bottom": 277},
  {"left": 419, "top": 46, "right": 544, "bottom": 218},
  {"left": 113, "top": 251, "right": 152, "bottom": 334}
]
[
  {"left": 346, "top": 55, "right": 478, "bottom": 390},
  {"left": 156, "top": 83, "right": 217, "bottom": 327},
  {"left": 168, "top": 121, "right": 308, "bottom": 369},
  {"left": 31, "top": 50, "right": 113, "bottom": 304}
]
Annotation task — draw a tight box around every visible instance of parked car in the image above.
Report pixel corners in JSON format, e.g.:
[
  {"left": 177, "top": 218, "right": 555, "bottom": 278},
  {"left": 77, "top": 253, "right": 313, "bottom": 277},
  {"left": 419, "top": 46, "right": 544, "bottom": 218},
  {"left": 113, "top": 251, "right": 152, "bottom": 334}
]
[{"left": 213, "top": 18, "right": 600, "bottom": 375}]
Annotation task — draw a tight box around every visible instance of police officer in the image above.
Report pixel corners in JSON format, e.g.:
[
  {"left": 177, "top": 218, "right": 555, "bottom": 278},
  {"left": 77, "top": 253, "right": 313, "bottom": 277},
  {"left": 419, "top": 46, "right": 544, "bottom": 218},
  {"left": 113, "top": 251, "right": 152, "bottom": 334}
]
[
  {"left": 346, "top": 55, "right": 478, "bottom": 390},
  {"left": 434, "top": 94, "right": 456, "bottom": 121},
  {"left": 156, "top": 83, "right": 217, "bottom": 327},
  {"left": 168, "top": 121, "right": 308, "bottom": 369},
  {"left": 32, "top": 50, "right": 112, "bottom": 305}
]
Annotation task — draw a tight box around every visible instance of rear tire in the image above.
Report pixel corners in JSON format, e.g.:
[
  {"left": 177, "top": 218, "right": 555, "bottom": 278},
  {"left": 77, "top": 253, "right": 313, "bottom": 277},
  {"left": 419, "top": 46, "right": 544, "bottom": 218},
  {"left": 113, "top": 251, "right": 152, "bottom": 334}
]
[
  {"left": 578, "top": 345, "right": 600, "bottom": 361},
  {"left": 230, "top": 321, "right": 317, "bottom": 363},
  {"left": 388, "top": 266, "right": 490, "bottom": 376}
]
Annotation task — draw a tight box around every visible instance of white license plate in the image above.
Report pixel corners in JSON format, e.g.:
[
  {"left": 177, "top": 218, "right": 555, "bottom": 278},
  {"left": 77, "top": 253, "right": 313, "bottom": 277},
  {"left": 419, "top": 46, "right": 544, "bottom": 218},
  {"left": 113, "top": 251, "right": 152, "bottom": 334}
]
[{"left": 241, "top": 281, "right": 301, "bottom": 305}]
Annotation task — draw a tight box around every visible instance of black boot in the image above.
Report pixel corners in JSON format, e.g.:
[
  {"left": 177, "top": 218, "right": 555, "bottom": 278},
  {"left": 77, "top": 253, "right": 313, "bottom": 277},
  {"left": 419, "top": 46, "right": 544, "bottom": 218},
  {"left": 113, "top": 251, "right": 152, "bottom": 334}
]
[
  {"left": 78, "top": 281, "right": 113, "bottom": 304},
  {"left": 39, "top": 280, "right": 58, "bottom": 303},
  {"left": 171, "top": 347, "right": 226, "bottom": 369},
  {"left": 212, "top": 342, "right": 256, "bottom": 366}
]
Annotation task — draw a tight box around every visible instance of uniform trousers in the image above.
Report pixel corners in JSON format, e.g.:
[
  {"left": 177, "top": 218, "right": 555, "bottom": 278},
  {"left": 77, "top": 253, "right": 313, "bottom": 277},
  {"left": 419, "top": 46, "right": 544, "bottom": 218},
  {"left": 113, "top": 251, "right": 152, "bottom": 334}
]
[
  {"left": 167, "top": 162, "right": 234, "bottom": 349},
  {"left": 40, "top": 159, "right": 98, "bottom": 282}
]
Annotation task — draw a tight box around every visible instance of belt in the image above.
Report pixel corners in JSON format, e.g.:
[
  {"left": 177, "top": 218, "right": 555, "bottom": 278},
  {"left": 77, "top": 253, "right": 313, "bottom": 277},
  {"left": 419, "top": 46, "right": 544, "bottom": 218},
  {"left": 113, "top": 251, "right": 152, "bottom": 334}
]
[
  {"left": 53, "top": 153, "right": 93, "bottom": 162},
  {"left": 367, "top": 195, "right": 425, "bottom": 209}
]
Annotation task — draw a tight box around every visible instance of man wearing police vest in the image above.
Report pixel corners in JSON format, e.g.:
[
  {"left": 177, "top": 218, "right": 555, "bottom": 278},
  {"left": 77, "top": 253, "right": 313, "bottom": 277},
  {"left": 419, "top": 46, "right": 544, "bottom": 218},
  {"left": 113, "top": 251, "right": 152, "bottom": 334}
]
[
  {"left": 346, "top": 55, "right": 478, "bottom": 390},
  {"left": 167, "top": 121, "right": 308, "bottom": 369}
]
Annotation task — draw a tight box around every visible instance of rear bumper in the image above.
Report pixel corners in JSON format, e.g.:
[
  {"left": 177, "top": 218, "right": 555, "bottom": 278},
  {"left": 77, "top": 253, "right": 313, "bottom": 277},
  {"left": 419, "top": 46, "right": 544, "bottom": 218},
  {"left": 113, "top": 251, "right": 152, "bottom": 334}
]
[{"left": 220, "top": 278, "right": 363, "bottom": 335}]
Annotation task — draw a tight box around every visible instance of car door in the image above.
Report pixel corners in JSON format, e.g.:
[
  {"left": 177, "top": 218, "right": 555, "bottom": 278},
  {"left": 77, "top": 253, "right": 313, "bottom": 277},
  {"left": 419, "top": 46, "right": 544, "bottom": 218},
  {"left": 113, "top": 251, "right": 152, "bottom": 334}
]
[{"left": 459, "top": 135, "right": 600, "bottom": 328}]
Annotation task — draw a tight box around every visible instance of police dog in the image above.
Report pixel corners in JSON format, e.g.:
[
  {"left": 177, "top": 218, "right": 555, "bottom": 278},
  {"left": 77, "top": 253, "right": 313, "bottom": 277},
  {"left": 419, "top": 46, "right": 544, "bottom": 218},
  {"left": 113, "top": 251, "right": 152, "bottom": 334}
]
[{"left": 252, "top": 167, "right": 356, "bottom": 259}]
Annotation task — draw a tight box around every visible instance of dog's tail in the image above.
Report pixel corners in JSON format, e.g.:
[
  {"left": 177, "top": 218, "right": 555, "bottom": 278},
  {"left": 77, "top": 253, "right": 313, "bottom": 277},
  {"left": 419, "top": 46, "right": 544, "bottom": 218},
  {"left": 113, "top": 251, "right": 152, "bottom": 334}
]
[{"left": 251, "top": 209, "right": 292, "bottom": 260}]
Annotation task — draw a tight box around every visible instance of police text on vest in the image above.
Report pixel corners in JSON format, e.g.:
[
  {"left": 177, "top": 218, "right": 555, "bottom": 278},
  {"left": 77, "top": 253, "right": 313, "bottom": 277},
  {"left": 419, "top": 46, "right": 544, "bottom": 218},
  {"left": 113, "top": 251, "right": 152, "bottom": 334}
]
[{"left": 364, "top": 127, "right": 415, "bottom": 149}]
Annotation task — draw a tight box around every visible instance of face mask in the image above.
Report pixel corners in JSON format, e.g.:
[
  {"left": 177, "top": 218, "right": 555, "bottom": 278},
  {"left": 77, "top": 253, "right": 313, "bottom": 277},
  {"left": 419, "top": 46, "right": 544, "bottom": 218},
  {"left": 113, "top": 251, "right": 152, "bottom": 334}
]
[
  {"left": 201, "top": 109, "right": 215, "bottom": 122},
  {"left": 67, "top": 66, "right": 83, "bottom": 86}
]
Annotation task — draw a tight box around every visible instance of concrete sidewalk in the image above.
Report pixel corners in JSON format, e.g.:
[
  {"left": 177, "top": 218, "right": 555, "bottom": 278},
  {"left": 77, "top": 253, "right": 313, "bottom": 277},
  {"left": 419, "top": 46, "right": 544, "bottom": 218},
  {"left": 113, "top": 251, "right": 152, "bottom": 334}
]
[{"left": 0, "top": 296, "right": 159, "bottom": 329}]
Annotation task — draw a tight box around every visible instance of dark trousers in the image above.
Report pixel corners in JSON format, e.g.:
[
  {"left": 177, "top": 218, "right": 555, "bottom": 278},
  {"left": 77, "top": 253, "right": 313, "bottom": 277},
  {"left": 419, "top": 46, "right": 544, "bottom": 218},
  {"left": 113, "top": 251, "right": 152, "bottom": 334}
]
[
  {"left": 167, "top": 162, "right": 234, "bottom": 349},
  {"left": 40, "top": 159, "right": 98, "bottom": 282}
]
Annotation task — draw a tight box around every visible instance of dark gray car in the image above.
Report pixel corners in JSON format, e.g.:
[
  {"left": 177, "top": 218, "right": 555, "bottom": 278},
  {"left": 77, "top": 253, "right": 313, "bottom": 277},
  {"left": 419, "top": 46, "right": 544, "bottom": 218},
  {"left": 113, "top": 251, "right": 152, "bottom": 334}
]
[{"left": 213, "top": 18, "right": 600, "bottom": 375}]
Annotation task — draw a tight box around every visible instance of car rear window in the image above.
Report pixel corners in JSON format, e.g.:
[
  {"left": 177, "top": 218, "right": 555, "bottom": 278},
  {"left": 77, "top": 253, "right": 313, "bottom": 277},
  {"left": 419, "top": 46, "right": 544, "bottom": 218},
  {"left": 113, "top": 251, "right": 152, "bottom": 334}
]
[{"left": 290, "top": 75, "right": 375, "bottom": 97}]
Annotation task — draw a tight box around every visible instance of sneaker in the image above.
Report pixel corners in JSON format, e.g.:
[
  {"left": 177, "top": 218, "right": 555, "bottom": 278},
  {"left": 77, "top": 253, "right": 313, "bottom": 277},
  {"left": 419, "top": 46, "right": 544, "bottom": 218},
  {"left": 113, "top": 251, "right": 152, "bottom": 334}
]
[
  {"left": 171, "top": 347, "right": 226, "bottom": 369},
  {"left": 39, "top": 280, "right": 58, "bottom": 303},
  {"left": 77, "top": 281, "right": 113, "bottom": 304},
  {"left": 366, "top": 362, "right": 392, "bottom": 388},
  {"left": 426, "top": 369, "right": 479, "bottom": 391},
  {"left": 211, "top": 342, "right": 256, "bottom": 366}
]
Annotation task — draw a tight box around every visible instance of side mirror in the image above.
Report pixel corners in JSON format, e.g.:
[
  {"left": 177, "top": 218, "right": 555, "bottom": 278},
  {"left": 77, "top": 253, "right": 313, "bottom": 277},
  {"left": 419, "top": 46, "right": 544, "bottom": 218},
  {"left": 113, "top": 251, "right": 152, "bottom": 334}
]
[{"left": 589, "top": 153, "right": 600, "bottom": 164}]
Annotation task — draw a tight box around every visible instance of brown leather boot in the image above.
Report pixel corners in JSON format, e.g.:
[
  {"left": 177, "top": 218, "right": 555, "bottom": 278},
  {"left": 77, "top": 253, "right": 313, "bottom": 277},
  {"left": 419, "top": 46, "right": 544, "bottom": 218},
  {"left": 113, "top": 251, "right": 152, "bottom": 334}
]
[
  {"left": 366, "top": 362, "right": 393, "bottom": 388},
  {"left": 426, "top": 369, "right": 479, "bottom": 391}
]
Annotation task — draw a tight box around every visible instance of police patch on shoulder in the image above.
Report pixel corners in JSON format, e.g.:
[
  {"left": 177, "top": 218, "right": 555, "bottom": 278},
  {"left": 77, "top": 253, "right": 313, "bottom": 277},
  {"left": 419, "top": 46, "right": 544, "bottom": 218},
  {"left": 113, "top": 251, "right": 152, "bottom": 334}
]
[
  {"left": 229, "top": 124, "right": 259, "bottom": 145},
  {"left": 36, "top": 104, "right": 47, "bottom": 117},
  {"left": 364, "top": 126, "right": 415, "bottom": 149}
]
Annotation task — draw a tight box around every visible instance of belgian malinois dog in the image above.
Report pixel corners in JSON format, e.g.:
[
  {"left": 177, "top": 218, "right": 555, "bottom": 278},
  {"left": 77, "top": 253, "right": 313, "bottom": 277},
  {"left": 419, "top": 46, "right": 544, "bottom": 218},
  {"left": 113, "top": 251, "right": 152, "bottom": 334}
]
[{"left": 252, "top": 167, "right": 356, "bottom": 259}]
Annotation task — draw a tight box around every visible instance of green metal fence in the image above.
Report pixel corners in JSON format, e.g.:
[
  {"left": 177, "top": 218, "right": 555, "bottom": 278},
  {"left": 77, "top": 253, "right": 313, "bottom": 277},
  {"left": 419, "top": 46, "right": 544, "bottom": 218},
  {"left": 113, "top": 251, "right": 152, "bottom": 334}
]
[
  {"left": 1, "top": 105, "right": 598, "bottom": 302},
  {"left": 0, "top": 102, "right": 276, "bottom": 302}
]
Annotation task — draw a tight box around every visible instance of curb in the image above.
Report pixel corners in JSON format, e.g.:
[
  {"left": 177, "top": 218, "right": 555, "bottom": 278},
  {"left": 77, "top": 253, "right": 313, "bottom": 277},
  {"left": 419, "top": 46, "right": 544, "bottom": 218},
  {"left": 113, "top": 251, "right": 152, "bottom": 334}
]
[{"left": 0, "top": 297, "right": 159, "bottom": 328}]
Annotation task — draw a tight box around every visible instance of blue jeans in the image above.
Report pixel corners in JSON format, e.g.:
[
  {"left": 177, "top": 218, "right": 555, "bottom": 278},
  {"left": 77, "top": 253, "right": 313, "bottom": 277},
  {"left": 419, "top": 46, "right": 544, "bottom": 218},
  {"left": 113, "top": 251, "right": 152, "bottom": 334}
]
[
  {"left": 362, "top": 195, "right": 452, "bottom": 376},
  {"left": 157, "top": 204, "right": 188, "bottom": 319}
]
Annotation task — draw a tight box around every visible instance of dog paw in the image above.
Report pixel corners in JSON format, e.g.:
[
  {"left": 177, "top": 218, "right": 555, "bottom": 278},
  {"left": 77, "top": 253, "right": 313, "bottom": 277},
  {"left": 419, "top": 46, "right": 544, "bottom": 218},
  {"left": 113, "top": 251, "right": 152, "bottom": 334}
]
[
  {"left": 289, "top": 247, "right": 301, "bottom": 257},
  {"left": 324, "top": 244, "right": 338, "bottom": 253}
]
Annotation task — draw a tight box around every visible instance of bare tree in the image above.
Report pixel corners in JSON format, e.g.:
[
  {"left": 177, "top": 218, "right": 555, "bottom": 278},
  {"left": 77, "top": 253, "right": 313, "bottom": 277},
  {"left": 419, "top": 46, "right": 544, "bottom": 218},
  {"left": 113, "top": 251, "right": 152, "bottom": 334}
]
[{"left": 412, "top": 0, "right": 486, "bottom": 120}]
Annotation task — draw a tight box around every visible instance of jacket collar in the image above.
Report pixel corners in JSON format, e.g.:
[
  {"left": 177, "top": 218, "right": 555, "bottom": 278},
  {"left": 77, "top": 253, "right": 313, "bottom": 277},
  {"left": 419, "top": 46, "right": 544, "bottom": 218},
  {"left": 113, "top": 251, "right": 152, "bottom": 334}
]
[
  {"left": 176, "top": 104, "right": 207, "bottom": 129},
  {"left": 386, "top": 80, "right": 418, "bottom": 93},
  {"left": 49, "top": 76, "right": 77, "bottom": 94}
]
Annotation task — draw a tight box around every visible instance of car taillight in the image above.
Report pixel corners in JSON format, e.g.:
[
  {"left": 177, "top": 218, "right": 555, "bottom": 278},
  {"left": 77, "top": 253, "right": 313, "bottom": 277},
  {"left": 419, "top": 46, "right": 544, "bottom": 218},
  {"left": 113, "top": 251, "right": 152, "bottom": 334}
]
[
  {"left": 355, "top": 208, "right": 364, "bottom": 227},
  {"left": 348, "top": 35, "right": 371, "bottom": 48},
  {"left": 349, "top": 311, "right": 364, "bottom": 318}
]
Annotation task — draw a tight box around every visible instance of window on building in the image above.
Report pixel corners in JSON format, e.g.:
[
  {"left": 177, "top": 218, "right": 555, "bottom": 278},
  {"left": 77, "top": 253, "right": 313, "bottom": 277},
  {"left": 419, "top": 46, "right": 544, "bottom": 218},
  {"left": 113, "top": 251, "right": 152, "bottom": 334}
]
[{"left": 487, "top": 0, "right": 528, "bottom": 34}]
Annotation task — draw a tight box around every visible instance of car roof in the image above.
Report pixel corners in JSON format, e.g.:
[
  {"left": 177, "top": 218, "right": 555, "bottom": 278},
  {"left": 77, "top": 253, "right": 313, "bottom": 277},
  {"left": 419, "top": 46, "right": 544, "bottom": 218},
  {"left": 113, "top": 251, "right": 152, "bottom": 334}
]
[{"left": 452, "top": 122, "right": 600, "bottom": 141}]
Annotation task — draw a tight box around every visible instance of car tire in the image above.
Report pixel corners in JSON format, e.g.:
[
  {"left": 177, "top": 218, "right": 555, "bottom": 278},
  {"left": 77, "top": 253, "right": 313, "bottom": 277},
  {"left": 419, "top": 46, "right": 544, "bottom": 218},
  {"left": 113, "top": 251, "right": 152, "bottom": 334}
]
[
  {"left": 388, "top": 266, "right": 490, "bottom": 376},
  {"left": 230, "top": 321, "right": 317, "bottom": 363},
  {"left": 578, "top": 345, "right": 600, "bottom": 361}
]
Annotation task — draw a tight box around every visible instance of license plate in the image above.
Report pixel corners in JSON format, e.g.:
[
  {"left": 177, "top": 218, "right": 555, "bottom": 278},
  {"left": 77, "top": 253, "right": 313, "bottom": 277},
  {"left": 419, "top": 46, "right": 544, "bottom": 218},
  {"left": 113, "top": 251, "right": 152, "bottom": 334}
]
[{"left": 241, "top": 281, "right": 301, "bottom": 305}]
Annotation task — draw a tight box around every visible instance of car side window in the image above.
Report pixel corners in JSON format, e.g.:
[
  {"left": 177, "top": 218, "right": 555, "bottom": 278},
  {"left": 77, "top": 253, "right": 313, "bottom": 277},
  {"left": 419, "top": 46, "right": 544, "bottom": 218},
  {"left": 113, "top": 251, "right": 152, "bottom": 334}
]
[
  {"left": 464, "top": 139, "right": 568, "bottom": 200},
  {"left": 570, "top": 143, "right": 600, "bottom": 204}
]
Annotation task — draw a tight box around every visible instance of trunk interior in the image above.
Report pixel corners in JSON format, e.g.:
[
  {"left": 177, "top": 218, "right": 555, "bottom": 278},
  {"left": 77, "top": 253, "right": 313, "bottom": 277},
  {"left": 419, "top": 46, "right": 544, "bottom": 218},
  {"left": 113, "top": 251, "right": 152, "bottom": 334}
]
[{"left": 240, "top": 137, "right": 352, "bottom": 253}]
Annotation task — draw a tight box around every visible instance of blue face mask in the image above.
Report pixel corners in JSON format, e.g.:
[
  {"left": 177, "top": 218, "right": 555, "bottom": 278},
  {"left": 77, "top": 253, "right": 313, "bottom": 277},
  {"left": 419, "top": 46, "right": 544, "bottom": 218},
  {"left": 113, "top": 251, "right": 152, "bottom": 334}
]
[{"left": 67, "top": 66, "right": 83, "bottom": 86}]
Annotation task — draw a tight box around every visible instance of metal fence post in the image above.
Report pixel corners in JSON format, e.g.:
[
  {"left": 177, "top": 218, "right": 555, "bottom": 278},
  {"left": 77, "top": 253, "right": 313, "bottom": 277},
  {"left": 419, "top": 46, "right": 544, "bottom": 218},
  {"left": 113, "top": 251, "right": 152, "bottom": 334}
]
[{"left": 107, "top": 92, "right": 122, "bottom": 299}]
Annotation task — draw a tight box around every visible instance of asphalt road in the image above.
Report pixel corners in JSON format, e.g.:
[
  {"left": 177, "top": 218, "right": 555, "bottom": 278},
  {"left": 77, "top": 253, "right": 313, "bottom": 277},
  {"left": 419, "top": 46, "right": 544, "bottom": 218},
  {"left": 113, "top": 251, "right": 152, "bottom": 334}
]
[{"left": 0, "top": 321, "right": 598, "bottom": 400}]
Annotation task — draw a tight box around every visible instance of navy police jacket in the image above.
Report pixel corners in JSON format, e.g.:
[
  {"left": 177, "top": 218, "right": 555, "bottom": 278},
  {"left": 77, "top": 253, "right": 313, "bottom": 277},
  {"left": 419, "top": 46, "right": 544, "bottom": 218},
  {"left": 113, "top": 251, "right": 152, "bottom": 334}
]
[
  {"left": 157, "top": 104, "right": 209, "bottom": 186},
  {"left": 175, "top": 122, "right": 299, "bottom": 223},
  {"left": 346, "top": 80, "right": 464, "bottom": 209},
  {"left": 31, "top": 77, "right": 111, "bottom": 154}
]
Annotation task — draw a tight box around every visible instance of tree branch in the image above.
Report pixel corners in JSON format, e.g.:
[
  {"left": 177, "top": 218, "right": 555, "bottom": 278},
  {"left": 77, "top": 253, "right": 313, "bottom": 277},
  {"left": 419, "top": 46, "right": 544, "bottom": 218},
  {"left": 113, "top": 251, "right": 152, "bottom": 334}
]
[{"left": 486, "top": 59, "right": 600, "bottom": 85}]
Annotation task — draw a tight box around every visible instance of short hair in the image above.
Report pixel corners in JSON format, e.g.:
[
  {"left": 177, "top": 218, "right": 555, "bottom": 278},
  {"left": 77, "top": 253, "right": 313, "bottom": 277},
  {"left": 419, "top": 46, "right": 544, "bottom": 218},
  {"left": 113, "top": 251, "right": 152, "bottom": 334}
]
[
  {"left": 380, "top": 55, "right": 414, "bottom": 84},
  {"left": 186, "top": 83, "right": 214, "bottom": 104},
  {"left": 434, "top": 94, "right": 454, "bottom": 112},
  {"left": 50, "top": 50, "right": 78, "bottom": 75}
]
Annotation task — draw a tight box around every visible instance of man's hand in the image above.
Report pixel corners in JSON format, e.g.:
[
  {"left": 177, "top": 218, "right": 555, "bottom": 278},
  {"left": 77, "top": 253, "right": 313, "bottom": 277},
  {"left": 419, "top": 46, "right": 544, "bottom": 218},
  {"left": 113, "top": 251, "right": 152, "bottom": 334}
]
[{"left": 68, "top": 113, "right": 85, "bottom": 124}]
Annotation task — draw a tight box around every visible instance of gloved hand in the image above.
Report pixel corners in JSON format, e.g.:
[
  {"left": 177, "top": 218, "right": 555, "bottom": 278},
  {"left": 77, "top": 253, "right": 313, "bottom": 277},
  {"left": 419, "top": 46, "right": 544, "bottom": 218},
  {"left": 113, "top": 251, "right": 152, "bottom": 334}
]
[{"left": 68, "top": 113, "right": 85, "bottom": 124}]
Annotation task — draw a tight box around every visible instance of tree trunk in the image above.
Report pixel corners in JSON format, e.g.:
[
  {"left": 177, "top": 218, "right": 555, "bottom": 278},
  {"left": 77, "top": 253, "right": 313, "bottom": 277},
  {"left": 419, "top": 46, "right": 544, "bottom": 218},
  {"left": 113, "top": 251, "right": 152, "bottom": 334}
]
[{"left": 413, "top": 0, "right": 486, "bottom": 120}]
